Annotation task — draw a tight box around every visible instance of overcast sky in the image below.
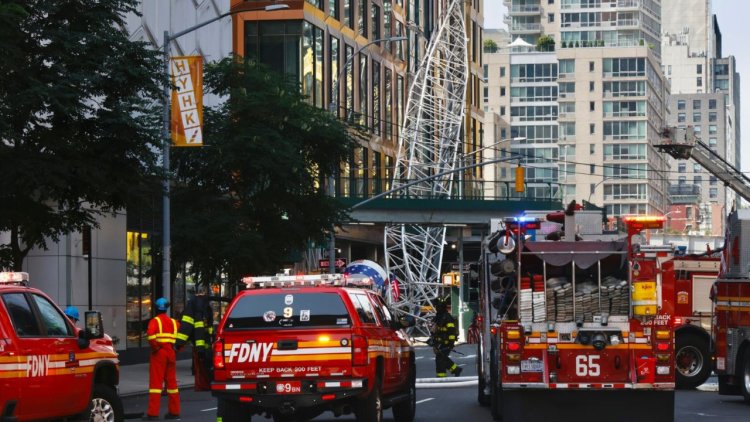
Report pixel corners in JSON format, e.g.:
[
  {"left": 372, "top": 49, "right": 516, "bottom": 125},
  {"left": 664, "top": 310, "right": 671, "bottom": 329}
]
[{"left": 483, "top": 0, "right": 749, "bottom": 172}]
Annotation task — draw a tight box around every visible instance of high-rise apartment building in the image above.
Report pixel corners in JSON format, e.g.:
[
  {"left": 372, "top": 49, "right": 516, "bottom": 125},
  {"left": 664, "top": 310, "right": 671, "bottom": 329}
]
[
  {"left": 486, "top": 0, "right": 669, "bottom": 216},
  {"left": 660, "top": 1, "right": 741, "bottom": 235}
]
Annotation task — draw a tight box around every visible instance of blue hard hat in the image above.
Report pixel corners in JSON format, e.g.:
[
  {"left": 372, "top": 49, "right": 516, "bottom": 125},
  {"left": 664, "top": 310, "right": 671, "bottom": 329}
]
[
  {"left": 155, "top": 297, "right": 170, "bottom": 311},
  {"left": 64, "top": 306, "right": 80, "bottom": 321}
]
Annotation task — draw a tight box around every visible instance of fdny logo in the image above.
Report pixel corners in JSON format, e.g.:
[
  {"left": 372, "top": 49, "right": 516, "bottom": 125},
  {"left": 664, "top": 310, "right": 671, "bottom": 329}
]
[
  {"left": 227, "top": 343, "right": 273, "bottom": 363},
  {"left": 27, "top": 355, "right": 50, "bottom": 377}
]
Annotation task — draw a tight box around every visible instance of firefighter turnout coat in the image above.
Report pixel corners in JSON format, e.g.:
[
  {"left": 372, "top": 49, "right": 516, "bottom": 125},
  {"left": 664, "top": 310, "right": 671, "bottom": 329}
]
[{"left": 175, "top": 293, "right": 213, "bottom": 390}]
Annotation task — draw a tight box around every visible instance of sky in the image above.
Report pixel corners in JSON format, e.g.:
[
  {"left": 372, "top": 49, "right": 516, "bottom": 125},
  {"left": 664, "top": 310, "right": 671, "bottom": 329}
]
[{"left": 483, "top": 0, "right": 750, "bottom": 173}]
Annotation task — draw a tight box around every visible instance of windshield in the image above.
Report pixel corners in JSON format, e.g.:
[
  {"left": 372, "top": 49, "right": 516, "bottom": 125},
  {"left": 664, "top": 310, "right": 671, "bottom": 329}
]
[{"left": 225, "top": 292, "right": 351, "bottom": 329}]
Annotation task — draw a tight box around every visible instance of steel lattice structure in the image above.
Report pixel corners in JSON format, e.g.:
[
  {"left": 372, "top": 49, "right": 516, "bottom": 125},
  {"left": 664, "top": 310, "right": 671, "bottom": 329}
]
[{"left": 384, "top": 0, "right": 468, "bottom": 336}]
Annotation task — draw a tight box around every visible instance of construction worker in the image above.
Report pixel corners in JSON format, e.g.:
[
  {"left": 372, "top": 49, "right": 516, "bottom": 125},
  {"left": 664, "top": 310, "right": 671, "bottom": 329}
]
[
  {"left": 64, "top": 306, "right": 80, "bottom": 325},
  {"left": 175, "top": 285, "right": 213, "bottom": 391},
  {"left": 144, "top": 297, "right": 180, "bottom": 420},
  {"left": 431, "top": 297, "right": 462, "bottom": 377}
]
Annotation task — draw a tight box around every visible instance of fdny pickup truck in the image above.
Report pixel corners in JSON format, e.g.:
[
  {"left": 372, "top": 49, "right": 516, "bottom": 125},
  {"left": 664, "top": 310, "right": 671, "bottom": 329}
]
[
  {"left": 211, "top": 274, "right": 416, "bottom": 422},
  {"left": 0, "top": 272, "right": 122, "bottom": 421}
]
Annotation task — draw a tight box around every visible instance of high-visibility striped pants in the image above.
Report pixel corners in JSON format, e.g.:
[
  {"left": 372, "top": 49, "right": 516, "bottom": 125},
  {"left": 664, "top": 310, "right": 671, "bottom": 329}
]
[
  {"left": 435, "top": 344, "right": 458, "bottom": 377},
  {"left": 148, "top": 345, "right": 180, "bottom": 417}
]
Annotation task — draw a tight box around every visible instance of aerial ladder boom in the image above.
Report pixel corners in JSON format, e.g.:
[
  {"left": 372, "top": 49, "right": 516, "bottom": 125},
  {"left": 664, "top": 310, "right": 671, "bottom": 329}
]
[{"left": 656, "top": 126, "right": 750, "bottom": 202}]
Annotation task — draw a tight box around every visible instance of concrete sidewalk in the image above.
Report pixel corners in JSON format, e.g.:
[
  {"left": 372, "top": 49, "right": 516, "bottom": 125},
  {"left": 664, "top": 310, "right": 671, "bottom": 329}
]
[{"left": 118, "top": 359, "right": 195, "bottom": 397}]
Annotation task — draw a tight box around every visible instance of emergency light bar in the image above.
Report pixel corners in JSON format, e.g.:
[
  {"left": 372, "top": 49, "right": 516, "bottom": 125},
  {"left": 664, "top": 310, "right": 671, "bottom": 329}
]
[
  {"left": 623, "top": 215, "right": 666, "bottom": 230},
  {"left": 503, "top": 217, "right": 542, "bottom": 231},
  {"left": 242, "top": 274, "right": 375, "bottom": 289},
  {"left": 0, "top": 272, "right": 29, "bottom": 285}
]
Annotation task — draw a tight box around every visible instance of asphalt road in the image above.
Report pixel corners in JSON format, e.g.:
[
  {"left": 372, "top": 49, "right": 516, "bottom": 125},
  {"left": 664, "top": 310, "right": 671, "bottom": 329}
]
[{"left": 123, "top": 344, "right": 750, "bottom": 421}]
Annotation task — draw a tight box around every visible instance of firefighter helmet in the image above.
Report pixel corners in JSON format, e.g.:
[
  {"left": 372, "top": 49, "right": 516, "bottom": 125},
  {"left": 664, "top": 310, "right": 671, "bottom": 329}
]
[
  {"left": 64, "top": 306, "right": 80, "bottom": 322},
  {"left": 155, "top": 297, "right": 170, "bottom": 311}
]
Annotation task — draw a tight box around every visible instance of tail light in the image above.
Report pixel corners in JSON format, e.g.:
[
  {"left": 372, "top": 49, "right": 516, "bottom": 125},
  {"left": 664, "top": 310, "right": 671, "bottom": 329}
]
[
  {"left": 655, "top": 330, "right": 670, "bottom": 340},
  {"left": 213, "top": 340, "right": 225, "bottom": 369},
  {"left": 507, "top": 341, "right": 521, "bottom": 352},
  {"left": 352, "top": 335, "right": 369, "bottom": 366},
  {"left": 656, "top": 342, "right": 670, "bottom": 351}
]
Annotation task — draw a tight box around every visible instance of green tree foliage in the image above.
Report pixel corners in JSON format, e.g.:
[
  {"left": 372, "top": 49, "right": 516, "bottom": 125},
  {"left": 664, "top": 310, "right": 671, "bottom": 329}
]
[
  {"left": 483, "top": 39, "right": 499, "bottom": 53},
  {"left": 0, "top": 0, "right": 162, "bottom": 270},
  {"left": 536, "top": 35, "right": 555, "bottom": 52},
  {"left": 170, "top": 58, "right": 356, "bottom": 283}
]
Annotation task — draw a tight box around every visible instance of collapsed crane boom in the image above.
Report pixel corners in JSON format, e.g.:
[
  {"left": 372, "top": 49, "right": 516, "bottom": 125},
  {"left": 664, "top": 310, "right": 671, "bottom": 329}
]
[{"left": 656, "top": 127, "right": 750, "bottom": 202}]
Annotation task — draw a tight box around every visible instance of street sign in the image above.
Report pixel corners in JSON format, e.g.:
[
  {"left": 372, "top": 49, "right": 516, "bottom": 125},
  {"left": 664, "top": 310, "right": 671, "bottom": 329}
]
[{"left": 319, "top": 258, "right": 347, "bottom": 269}]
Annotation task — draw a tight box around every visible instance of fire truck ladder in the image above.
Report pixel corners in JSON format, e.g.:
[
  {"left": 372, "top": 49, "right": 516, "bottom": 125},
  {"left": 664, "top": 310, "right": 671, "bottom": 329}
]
[
  {"left": 656, "top": 127, "right": 750, "bottom": 202},
  {"left": 384, "top": 0, "right": 468, "bottom": 337}
]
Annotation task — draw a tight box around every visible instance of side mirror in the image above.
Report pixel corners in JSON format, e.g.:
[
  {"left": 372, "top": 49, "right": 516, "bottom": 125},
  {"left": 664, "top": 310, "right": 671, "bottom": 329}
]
[
  {"left": 397, "top": 314, "right": 416, "bottom": 329},
  {"left": 84, "top": 311, "right": 104, "bottom": 340},
  {"left": 77, "top": 329, "right": 90, "bottom": 349}
]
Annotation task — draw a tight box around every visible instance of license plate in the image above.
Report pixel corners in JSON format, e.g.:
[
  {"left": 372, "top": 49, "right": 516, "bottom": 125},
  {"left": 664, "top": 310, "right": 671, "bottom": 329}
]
[
  {"left": 521, "top": 359, "right": 543, "bottom": 372},
  {"left": 275, "top": 381, "right": 302, "bottom": 394}
]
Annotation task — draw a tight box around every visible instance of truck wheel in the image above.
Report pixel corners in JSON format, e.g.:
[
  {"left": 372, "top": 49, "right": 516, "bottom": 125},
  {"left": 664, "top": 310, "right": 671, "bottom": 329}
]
[
  {"left": 88, "top": 384, "right": 124, "bottom": 422},
  {"left": 675, "top": 332, "right": 712, "bottom": 389},
  {"left": 218, "top": 398, "right": 251, "bottom": 422},
  {"left": 477, "top": 342, "right": 490, "bottom": 406},
  {"left": 489, "top": 346, "right": 502, "bottom": 421},
  {"left": 392, "top": 367, "right": 416, "bottom": 422},
  {"left": 742, "top": 349, "right": 750, "bottom": 403},
  {"left": 355, "top": 377, "right": 382, "bottom": 422}
]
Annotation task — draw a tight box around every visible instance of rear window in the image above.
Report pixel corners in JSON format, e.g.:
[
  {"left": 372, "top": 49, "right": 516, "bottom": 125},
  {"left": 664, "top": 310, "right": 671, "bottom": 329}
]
[{"left": 225, "top": 292, "right": 351, "bottom": 329}]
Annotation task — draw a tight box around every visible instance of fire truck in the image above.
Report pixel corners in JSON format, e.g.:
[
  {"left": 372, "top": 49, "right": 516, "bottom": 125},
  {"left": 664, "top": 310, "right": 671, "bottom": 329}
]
[{"left": 476, "top": 209, "right": 676, "bottom": 420}]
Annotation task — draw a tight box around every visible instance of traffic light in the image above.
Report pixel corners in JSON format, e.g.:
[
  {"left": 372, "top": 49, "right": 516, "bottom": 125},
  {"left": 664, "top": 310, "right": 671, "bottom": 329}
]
[{"left": 515, "top": 165, "right": 525, "bottom": 193}]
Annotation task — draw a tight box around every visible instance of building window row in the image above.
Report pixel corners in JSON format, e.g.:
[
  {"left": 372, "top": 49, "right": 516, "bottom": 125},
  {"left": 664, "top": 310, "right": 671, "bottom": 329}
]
[
  {"left": 606, "top": 203, "right": 647, "bottom": 216},
  {"left": 603, "top": 121, "right": 646, "bottom": 140},
  {"left": 511, "top": 105, "right": 559, "bottom": 121},
  {"left": 511, "top": 63, "right": 558, "bottom": 83},
  {"left": 603, "top": 100, "right": 646, "bottom": 117},
  {"left": 603, "top": 58, "right": 645, "bottom": 77},
  {"left": 604, "top": 183, "right": 647, "bottom": 200},
  {"left": 511, "top": 125, "right": 560, "bottom": 144},
  {"left": 511, "top": 86, "right": 558, "bottom": 102},
  {"left": 603, "top": 80, "right": 645, "bottom": 97},
  {"left": 604, "top": 143, "right": 646, "bottom": 160}
]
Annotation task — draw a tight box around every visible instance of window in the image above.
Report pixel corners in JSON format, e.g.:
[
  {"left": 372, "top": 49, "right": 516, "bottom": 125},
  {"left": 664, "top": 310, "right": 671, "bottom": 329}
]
[
  {"left": 709, "top": 125, "right": 717, "bottom": 135},
  {"left": 709, "top": 112, "right": 717, "bottom": 122},
  {"left": 302, "top": 23, "right": 325, "bottom": 107},
  {"left": 697, "top": 64, "right": 702, "bottom": 74},
  {"left": 677, "top": 113, "right": 686, "bottom": 123},
  {"left": 668, "top": 65, "right": 672, "bottom": 75},
  {"left": 590, "top": 183, "right": 596, "bottom": 194},
  {"left": 344, "top": 0, "right": 353, "bottom": 27},
  {"left": 693, "top": 163, "right": 701, "bottom": 172},
  {"left": 693, "top": 112, "right": 701, "bottom": 123},
  {"left": 510, "top": 63, "right": 558, "bottom": 82},
  {"left": 603, "top": 101, "right": 646, "bottom": 117},
  {"left": 559, "top": 59, "right": 575, "bottom": 74},
  {"left": 307, "top": 0, "right": 322, "bottom": 8},
  {"left": 589, "top": 61, "right": 594, "bottom": 72},
  {"left": 709, "top": 99, "right": 717, "bottom": 109},
  {"left": 548, "top": 13, "right": 555, "bottom": 22},
  {"left": 604, "top": 144, "right": 646, "bottom": 160},
  {"left": 500, "top": 66, "right": 506, "bottom": 77},
  {"left": 358, "top": 0, "right": 367, "bottom": 36},
  {"left": 245, "top": 21, "right": 303, "bottom": 81},
  {"left": 694, "top": 125, "right": 701, "bottom": 133},
  {"left": 590, "top": 144, "right": 595, "bottom": 154},
  {"left": 590, "top": 164, "right": 595, "bottom": 174},
  {"left": 349, "top": 293, "right": 377, "bottom": 324},
  {"left": 329, "top": 36, "right": 339, "bottom": 114},
  {"left": 603, "top": 58, "right": 645, "bottom": 77},
  {"left": 330, "top": 0, "right": 339, "bottom": 19},
  {"left": 2, "top": 293, "right": 41, "bottom": 336},
  {"left": 589, "top": 101, "right": 595, "bottom": 111},
  {"left": 549, "top": 0, "right": 554, "bottom": 3},
  {"left": 32, "top": 294, "right": 72, "bottom": 336},
  {"left": 371, "top": 3, "right": 381, "bottom": 40},
  {"left": 710, "top": 187, "right": 718, "bottom": 199},
  {"left": 225, "top": 293, "right": 351, "bottom": 328},
  {"left": 603, "top": 121, "right": 646, "bottom": 140},
  {"left": 500, "top": 106, "right": 506, "bottom": 115},
  {"left": 500, "top": 87, "right": 506, "bottom": 96},
  {"left": 589, "top": 81, "right": 595, "bottom": 91},
  {"left": 709, "top": 138, "right": 717, "bottom": 148},
  {"left": 678, "top": 176, "right": 686, "bottom": 185},
  {"left": 603, "top": 184, "right": 647, "bottom": 200},
  {"left": 677, "top": 100, "right": 685, "bottom": 110},
  {"left": 693, "top": 99, "right": 701, "bottom": 109},
  {"left": 694, "top": 175, "right": 702, "bottom": 184},
  {"left": 710, "top": 176, "right": 717, "bottom": 186},
  {"left": 372, "top": 60, "right": 380, "bottom": 134},
  {"left": 483, "top": 87, "right": 488, "bottom": 102},
  {"left": 589, "top": 123, "right": 595, "bottom": 134},
  {"left": 697, "top": 77, "right": 703, "bottom": 87},
  {"left": 686, "top": 207, "right": 694, "bottom": 219},
  {"left": 678, "top": 162, "right": 686, "bottom": 173}
]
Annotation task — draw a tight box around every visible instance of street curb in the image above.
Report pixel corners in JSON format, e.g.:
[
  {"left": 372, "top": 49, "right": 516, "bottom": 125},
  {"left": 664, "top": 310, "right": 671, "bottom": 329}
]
[
  {"left": 416, "top": 380, "right": 478, "bottom": 389},
  {"left": 416, "top": 376, "right": 477, "bottom": 383}
]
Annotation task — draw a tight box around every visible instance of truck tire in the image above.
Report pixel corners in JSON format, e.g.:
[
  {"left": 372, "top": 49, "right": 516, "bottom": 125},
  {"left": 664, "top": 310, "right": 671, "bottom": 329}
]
[
  {"left": 355, "top": 376, "right": 382, "bottom": 422},
  {"left": 675, "top": 332, "right": 711, "bottom": 389},
  {"left": 478, "top": 342, "right": 490, "bottom": 406},
  {"left": 741, "top": 348, "right": 750, "bottom": 403},
  {"left": 489, "top": 346, "right": 502, "bottom": 421},
  {"left": 87, "top": 383, "right": 124, "bottom": 422},
  {"left": 392, "top": 367, "right": 416, "bottom": 422},
  {"left": 218, "top": 398, "right": 251, "bottom": 422}
]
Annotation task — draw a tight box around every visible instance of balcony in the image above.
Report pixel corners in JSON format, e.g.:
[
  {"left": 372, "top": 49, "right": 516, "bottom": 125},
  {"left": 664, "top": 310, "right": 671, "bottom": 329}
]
[
  {"left": 509, "top": 4, "right": 541, "bottom": 15},
  {"left": 669, "top": 184, "right": 701, "bottom": 204},
  {"left": 511, "top": 22, "right": 542, "bottom": 33},
  {"left": 617, "top": 0, "right": 640, "bottom": 9},
  {"left": 616, "top": 19, "right": 640, "bottom": 28}
]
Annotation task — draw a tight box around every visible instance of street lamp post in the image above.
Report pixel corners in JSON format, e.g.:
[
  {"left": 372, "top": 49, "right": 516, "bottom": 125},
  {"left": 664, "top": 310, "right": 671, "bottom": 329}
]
[
  {"left": 326, "top": 36, "right": 407, "bottom": 274},
  {"left": 161, "top": 4, "right": 289, "bottom": 304}
]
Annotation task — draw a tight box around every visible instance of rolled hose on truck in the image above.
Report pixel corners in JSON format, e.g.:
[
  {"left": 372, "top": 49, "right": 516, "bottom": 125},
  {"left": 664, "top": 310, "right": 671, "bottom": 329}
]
[{"left": 499, "top": 389, "right": 675, "bottom": 422}]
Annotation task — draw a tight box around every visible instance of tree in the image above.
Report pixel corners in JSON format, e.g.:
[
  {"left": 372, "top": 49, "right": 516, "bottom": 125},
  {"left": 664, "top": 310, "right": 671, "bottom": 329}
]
[
  {"left": 0, "top": 0, "right": 162, "bottom": 270},
  {"left": 170, "top": 58, "right": 356, "bottom": 284},
  {"left": 536, "top": 35, "right": 555, "bottom": 52},
  {"left": 483, "top": 39, "right": 499, "bottom": 53}
]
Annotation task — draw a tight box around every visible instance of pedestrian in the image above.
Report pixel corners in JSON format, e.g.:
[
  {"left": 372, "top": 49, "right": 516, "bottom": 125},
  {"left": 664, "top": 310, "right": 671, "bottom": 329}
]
[
  {"left": 144, "top": 297, "right": 180, "bottom": 420},
  {"left": 175, "top": 284, "right": 214, "bottom": 391},
  {"left": 64, "top": 306, "right": 80, "bottom": 326},
  {"left": 430, "top": 296, "right": 462, "bottom": 377}
]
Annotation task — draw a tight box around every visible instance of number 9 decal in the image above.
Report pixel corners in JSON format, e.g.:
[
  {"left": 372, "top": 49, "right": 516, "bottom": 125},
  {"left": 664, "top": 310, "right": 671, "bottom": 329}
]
[{"left": 284, "top": 307, "right": 294, "bottom": 318}]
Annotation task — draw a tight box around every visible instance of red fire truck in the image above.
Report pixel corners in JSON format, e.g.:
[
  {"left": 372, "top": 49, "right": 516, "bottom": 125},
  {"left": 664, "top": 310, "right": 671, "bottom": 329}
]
[
  {"left": 710, "top": 209, "right": 750, "bottom": 401},
  {"left": 476, "top": 210, "right": 675, "bottom": 420}
]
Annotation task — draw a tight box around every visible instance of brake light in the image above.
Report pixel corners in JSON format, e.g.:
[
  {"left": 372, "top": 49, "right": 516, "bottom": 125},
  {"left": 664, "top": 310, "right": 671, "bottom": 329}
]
[
  {"left": 656, "top": 342, "right": 670, "bottom": 351},
  {"left": 213, "top": 340, "right": 225, "bottom": 369},
  {"left": 490, "top": 326, "right": 498, "bottom": 335},
  {"left": 352, "top": 335, "right": 369, "bottom": 366},
  {"left": 507, "top": 341, "right": 521, "bottom": 352}
]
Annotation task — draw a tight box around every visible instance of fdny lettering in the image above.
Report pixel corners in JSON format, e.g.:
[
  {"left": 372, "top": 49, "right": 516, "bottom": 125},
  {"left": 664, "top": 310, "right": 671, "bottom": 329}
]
[
  {"left": 228, "top": 343, "right": 274, "bottom": 363},
  {"left": 26, "top": 355, "right": 50, "bottom": 377}
]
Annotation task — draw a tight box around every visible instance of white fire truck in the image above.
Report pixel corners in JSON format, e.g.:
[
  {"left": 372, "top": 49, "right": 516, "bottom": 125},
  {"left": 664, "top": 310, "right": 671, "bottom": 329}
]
[{"left": 476, "top": 208, "right": 675, "bottom": 420}]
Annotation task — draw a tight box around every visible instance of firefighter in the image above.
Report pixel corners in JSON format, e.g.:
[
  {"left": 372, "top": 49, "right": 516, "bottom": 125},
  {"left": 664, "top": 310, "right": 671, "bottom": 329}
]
[
  {"left": 144, "top": 297, "right": 180, "bottom": 420},
  {"left": 64, "top": 306, "right": 80, "bottom": 325},
  {"left": 431, "top": 296, "right": 462, "bottom": 377},
  {"left": 175, "top": 284, "right": 214, "bottom": 391}
]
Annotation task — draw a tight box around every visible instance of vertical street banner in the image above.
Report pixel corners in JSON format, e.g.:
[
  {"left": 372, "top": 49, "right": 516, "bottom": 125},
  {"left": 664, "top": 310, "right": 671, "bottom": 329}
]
[{"left": 170, "top": 56, "right": 203, "bottom": 147}]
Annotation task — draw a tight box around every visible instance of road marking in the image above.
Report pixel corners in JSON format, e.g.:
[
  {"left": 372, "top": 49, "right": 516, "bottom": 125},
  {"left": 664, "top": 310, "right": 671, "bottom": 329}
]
[
  {"left": 201, "top": 407, "right": 217, "bottom": 412},
  {"left": 416, "top": 398, "right": 435, "bottom": 404},
  {"left": 416, "top": 356, "right": 424, "bottom": 360},
  {"left": 458, "top": 354, "right": 476, "bottom": 359}
]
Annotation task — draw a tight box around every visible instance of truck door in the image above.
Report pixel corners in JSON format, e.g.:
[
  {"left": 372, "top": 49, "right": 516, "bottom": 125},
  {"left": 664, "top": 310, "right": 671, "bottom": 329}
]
[
  {"left": 29, "top": 293, "right": 88, "bottom": 415},
  {"left": 0, "top": 299, "right": 21, "bottom": 417}
]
